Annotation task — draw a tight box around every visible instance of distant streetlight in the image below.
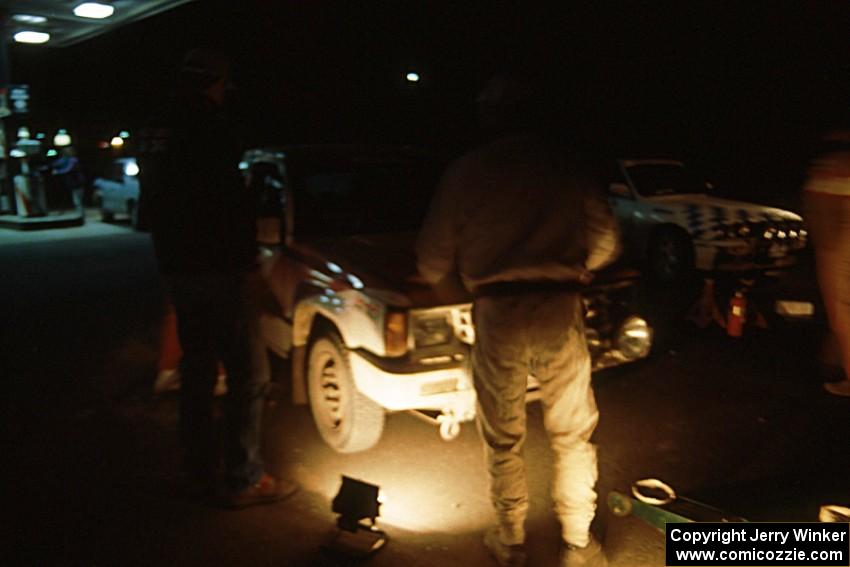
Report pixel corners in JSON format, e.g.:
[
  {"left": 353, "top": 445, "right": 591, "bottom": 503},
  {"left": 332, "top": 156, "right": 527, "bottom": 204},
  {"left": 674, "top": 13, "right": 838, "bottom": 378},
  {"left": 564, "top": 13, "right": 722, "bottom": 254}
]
[
  {"left": 73, "top": 3, "right": 115, "bottom": 19},
  {"left": 119, "top": 130, "right": 130, "bottom": 139},
  {"left": 406, "top": 72, "right": 420, "bottom": 83},
  {"left": 14, "top": 31, "right": 50, "bottom": 44},
  {"left": 110, "top": 136, "right": 124, "bottom": 149}
]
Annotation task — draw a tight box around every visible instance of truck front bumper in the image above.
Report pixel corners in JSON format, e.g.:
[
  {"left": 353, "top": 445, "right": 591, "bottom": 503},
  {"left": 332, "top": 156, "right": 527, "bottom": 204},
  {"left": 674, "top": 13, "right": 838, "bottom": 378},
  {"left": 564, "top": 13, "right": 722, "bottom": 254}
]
[{"left": 348, "top": 350, "right": 477, "bottom": 423}]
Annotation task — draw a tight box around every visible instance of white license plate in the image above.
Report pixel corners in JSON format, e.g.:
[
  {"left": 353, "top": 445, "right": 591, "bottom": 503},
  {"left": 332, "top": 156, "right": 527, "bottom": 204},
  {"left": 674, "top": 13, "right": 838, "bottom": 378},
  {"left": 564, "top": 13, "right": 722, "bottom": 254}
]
[{"left": 775, "top": 300, "right": 814, "bottom": 317}]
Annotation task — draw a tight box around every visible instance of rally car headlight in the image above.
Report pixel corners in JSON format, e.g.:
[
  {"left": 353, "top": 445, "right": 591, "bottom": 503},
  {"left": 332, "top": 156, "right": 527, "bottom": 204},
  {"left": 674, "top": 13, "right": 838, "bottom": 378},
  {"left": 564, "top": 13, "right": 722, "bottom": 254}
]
[
  {"left": 412, "top": 313, "right": 454, "bottom": 348},
  {"left": 615, "top": 316, "right": 653, "bottom": 360}
]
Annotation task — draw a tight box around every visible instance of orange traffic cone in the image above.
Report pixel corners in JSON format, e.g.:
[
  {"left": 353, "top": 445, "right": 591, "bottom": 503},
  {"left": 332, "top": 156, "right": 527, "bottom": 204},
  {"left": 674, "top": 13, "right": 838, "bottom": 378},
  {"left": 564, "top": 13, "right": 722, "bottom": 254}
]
[
  {"left": 154, "top": 303, "right": 182, "bottom": 393},
  {"left": 154, "top": 302, "right": 227, "bottom": 395}
]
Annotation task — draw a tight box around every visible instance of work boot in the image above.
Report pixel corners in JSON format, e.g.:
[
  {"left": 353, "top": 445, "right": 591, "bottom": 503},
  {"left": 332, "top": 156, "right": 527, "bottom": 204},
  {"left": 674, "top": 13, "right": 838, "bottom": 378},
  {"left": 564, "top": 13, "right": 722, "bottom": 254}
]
[
  {"left": 560, "top": 536, "right": 607, "bottom": 567},
  {"left": 824, "top": 379, "right": 850, "bottom": 397},
  {"left": 225, "top": 473, "right": 298, "bottom": 509},
  {"left": 483, "top": 526, "right": 527, "bottom": 567}
]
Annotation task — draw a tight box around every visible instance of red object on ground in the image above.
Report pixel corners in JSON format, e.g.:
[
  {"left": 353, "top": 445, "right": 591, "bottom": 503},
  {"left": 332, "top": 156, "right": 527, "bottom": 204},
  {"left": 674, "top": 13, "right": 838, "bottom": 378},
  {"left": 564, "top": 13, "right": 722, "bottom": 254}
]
[
  {"left": 726, "top": 291, "right": 746, "bottom": 337},
  {"left": 158, "top": 303, "right": 183, "bottom": 374}
]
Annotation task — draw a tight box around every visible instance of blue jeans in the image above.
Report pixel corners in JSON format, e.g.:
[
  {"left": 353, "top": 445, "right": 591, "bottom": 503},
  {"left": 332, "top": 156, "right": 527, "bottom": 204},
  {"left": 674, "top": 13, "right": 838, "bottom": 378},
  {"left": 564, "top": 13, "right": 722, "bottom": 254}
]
[{"left": 165, "top": 271, "right": 269, "bottom": 491}]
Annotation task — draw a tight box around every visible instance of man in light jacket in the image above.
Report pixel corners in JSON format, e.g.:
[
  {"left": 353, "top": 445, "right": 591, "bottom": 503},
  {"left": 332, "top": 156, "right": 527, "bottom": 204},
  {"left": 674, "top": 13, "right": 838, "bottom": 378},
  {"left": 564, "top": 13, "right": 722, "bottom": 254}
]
[{"left": 417, "top": 73, "right": 619, "bottom": 567}]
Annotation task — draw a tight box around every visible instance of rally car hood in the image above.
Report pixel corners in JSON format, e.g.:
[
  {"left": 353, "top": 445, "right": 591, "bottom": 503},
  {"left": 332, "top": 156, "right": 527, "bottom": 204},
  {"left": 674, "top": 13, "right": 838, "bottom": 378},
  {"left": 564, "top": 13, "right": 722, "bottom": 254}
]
[
  {"left": 301, "top": 232, "right": 637, "bottom": 308},
  {"left": 643, "top": 193, "right": 802, "bottom": 223}
]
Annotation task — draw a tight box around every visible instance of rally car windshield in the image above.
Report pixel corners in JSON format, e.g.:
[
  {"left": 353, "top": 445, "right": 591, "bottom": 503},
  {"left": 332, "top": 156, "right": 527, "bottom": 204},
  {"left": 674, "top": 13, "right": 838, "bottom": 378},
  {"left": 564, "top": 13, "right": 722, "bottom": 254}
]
[
  {"left": 625, "top": 163, "right": 708, "bottom": 197},
  {"left": 292, "top": 157, "right": 443, "bottom": 237}
]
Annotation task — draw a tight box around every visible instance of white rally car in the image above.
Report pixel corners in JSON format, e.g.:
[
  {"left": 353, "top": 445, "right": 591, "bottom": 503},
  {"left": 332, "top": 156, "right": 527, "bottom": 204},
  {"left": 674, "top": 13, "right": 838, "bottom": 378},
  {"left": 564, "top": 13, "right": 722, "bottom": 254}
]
[{"left": 608, "top": 159, "right": 807, "bottom": 282}]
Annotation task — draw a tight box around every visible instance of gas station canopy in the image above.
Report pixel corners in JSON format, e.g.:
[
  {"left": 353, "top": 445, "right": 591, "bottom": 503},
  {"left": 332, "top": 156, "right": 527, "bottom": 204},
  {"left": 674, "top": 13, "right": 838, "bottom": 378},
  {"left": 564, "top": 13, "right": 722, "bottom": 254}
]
[{"left": 2, "top": 1, "right": 194, "bottom": 47}]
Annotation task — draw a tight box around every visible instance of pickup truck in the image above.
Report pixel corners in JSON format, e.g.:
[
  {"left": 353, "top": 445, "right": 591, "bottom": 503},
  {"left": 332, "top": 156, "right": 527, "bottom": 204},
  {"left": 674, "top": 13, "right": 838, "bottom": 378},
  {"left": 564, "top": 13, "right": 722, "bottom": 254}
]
[{"left": 243, "top": 145, "right": 653, "bottom": 453}]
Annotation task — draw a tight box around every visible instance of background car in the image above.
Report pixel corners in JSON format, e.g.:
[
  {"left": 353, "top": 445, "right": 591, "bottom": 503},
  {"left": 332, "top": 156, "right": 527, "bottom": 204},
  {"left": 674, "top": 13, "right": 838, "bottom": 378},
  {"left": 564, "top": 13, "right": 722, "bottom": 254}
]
[
  {"left": 92, "top": 157, "right": 141, "bottom": 226},
  {"left": 608, "top": 159, "right": 807, "bottom": 283}
]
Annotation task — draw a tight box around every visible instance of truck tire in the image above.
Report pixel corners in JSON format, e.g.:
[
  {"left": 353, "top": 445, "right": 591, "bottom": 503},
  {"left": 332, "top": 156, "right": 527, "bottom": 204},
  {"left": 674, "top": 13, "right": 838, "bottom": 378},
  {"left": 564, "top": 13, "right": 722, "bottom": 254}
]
[
  {"left": 307, "top": 333, "right": 385, "bottom": 453},
  {"left": 127, "top": 200, "right": 140, "bottom": 229}
]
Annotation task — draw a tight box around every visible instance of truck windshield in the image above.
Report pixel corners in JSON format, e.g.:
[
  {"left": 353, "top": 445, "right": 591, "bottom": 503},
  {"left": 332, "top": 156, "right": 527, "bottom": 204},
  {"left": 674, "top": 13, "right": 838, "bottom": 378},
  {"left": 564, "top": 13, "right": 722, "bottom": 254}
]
[
  {"left": 292, "top": 156, "right": 443, "bottom": 237},
  {"left": 625, "top": 163, "right": 707, "bottom": 197}
]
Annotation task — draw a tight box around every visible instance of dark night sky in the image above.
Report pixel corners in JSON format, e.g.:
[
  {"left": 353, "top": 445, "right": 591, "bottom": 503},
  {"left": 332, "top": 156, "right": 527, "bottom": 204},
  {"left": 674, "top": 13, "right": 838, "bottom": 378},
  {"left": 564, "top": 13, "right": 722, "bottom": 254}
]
[{"left": 9, "top": 1, "right": 850, "bottom": 208}]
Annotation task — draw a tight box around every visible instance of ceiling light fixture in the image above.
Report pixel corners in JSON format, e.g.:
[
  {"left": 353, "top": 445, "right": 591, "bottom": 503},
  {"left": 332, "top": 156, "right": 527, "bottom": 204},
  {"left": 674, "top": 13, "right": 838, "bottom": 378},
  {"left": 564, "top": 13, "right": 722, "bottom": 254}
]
[
  {"left": 73, "top": 3, "right": 115, "bottom": 19},
  {"left": 14, "top": 31, "right": 51, "bottom": 44}
]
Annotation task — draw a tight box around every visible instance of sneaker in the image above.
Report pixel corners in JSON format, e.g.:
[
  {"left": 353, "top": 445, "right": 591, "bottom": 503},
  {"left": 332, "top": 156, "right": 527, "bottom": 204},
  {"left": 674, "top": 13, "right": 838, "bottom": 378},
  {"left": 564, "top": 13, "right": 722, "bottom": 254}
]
[
  {"left": 225, "top": 473, "right": 297, "bottom": 509},
  {"left": 483, "top": 526, "right": 527, "bottom": 567},
  {"left": 561, "top": 536, "right": 607, "bottom": 567},
  {"left": 824, "top": 379, "right": 850, "bottom": 397}
]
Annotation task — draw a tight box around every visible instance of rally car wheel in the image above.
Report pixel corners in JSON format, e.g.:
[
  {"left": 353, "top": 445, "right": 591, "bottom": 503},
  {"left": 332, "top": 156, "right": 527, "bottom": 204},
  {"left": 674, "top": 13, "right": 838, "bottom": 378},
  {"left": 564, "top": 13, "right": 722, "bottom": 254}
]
[
  {"left": 307, "top": 333, "right": 385, "bottom": 453},
  {"left": 648, "top": 227, "right": 694, "bottom": 284},
  {"left": 93, "top": 193, "right": 114, "bottom": 222}
]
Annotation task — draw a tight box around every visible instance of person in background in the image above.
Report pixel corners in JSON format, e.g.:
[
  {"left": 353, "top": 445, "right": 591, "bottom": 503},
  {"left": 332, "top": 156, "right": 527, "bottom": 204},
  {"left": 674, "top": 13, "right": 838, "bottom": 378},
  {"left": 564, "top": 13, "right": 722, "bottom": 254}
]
[
  {"left": 138, "top": 47, "right": 297, "bottom": 506},
  {"left": 416, "top": 71, "right": 619, "bottom": 567},
  {"left": 51, "top": 144, "right": 85, "bottom": 212},
  {"left": 804, "top": 129, "right": 850, "bottom": 397}
]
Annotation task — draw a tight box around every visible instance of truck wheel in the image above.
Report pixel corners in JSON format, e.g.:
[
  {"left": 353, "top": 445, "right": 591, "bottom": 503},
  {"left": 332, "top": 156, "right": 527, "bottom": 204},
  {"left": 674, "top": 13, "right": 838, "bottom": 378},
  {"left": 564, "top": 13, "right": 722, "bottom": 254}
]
[
  {"left": 93, "top": 193, "right": 113, "bottom": 222},
  {"left": 307, "top": 333, "right": 385, "bottom": 453},
  {"left": 648, "top": 228, "right": 694, "bottom": 284},
  {"left": 128, "top": 200, "right": 139, "bottom": 229}
]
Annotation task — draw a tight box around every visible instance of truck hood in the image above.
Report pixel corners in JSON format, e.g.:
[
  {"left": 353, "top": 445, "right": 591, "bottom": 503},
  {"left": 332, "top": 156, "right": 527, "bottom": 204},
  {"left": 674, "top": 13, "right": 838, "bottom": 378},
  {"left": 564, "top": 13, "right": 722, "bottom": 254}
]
[
  {"left": 303, "top": 232, "right": 453, "bottom": 307},
  {"left": 302, "top": 231, "right": 638, "bottom": 308},
  {"left": 644, "top": 193, "right": 802, "bottom": 223}
]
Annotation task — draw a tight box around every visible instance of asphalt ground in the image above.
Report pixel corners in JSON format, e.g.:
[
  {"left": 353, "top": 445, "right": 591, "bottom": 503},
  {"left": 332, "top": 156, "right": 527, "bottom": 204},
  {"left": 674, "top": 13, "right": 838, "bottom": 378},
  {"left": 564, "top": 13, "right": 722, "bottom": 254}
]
[{"left": 2, "top": 216, "right": 848, "bottom": 566}]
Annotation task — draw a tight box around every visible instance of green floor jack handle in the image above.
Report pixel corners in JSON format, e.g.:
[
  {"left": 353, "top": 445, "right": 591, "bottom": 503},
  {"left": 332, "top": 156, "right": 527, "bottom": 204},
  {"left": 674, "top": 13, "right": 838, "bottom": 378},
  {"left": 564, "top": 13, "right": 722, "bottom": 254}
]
[{"left": 608, "top": 479, "right": 747, "bottom": 533}]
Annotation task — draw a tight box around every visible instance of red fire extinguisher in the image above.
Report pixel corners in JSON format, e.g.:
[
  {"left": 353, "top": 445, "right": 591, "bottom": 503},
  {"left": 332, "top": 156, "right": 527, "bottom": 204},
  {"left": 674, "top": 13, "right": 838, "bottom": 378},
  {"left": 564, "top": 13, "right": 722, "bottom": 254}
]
[{"left": 727, "top": 290, "right": 747, "bottom": 337}]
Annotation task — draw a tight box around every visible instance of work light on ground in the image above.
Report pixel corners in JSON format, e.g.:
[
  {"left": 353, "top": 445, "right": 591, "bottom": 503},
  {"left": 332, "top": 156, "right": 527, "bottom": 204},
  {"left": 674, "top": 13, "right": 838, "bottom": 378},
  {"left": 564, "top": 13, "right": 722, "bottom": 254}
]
[{"left": 327, "top": 476, "right": 387, "bottom": 557}]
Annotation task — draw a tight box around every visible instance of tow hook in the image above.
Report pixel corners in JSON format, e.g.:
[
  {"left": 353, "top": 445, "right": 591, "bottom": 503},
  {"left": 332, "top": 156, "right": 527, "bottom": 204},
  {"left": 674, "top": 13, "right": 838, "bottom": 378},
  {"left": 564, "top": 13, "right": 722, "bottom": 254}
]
[{"left": 437, "top": 411, "right": 461, "bottom": 441}]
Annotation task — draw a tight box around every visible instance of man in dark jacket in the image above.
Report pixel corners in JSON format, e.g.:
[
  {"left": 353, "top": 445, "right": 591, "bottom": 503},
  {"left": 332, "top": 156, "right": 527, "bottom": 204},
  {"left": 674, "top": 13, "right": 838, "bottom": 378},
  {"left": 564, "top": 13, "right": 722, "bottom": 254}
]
[
  {"left": 139, "top": 48, "right": 295, "bottom": 508},
  {"left": 417, "top": 73, "right": 618, "bottom": 567}
]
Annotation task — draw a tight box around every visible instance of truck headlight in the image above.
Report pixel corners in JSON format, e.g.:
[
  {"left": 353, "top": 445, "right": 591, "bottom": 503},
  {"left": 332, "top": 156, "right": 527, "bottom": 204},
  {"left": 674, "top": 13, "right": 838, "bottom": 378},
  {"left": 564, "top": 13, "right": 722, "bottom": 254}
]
[
  {"left": 615, "top": 316, "right": 652, "bottom": 360},
  {"left": 412, "top": 313, "right": 454, "bottom": 348}
]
